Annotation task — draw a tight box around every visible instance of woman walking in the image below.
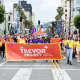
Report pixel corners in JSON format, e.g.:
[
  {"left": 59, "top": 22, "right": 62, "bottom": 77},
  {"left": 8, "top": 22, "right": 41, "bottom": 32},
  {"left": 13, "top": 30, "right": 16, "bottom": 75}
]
[{"left": 75, "top": 37, "right": 80, "bottom": 62}]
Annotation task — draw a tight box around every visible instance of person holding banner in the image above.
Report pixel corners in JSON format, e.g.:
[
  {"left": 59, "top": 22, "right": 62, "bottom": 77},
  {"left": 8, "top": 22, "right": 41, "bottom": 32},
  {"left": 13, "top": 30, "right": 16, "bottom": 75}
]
[
  {"left": 19, "top": 35, "right": 25, "bottom": 43},
  {"left": 0, "top": 35, "right": 5, "bottom": 59},
  {"left": 32, "top": 35, "right": 38, "bottom": 44},
  {"left": 6, "top": 35, "right": 14, "bottom": 43},
  {"left": 38, "top": 38, "right": 44, "bottom": 44},
  {"left": 44, "top": 37, "right": 48, "bottom": 43}
]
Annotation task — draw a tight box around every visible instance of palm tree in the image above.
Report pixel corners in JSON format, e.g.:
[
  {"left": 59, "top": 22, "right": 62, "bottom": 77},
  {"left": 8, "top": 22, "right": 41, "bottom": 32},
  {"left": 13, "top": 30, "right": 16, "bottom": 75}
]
[
  {"left": 16, "top": 6, "right": 22, "bottom": 15},
  {"left": 56, "top": 6, "right": 64, "bottom": 26},
  {"left": 56, "top": 6, "right": 64, "bottom": 20}
]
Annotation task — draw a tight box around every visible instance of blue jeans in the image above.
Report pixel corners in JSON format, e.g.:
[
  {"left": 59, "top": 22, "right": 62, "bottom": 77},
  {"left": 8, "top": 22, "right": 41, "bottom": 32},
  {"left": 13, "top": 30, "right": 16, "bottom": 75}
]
[{"left": 67, "top": 49, "right": 73, "bottom": 62}]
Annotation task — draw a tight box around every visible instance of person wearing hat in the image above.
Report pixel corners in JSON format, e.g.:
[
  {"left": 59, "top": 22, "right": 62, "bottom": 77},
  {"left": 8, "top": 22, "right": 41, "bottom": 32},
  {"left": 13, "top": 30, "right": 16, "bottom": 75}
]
[
  {"left": 19, "top": 35, "right": 25, "bottom": 43},
  {"left": 66, "top": 35, "right": 75, "bottom": 65}
]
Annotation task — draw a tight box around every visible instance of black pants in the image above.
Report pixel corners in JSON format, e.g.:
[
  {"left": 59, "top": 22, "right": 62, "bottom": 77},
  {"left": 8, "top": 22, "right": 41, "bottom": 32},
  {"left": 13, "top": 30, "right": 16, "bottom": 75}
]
[
  {"left": 0, "top": 44, "right": 5, "bottom": 57},
  {"left": 73, "top": 48, "right": 76, "bottom": 58}
]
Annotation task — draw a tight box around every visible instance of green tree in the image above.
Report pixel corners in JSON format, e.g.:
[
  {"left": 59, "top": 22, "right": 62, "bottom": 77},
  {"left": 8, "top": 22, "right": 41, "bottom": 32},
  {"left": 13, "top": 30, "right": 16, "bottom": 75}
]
[
  {"left": 74, "top": 15, "right": 80, "bottom": 29},
  {"left": 25, "top": 20, "right": 34, "bottom": 27},
  {"left": 55, "top": 14, "right": 59, "bottom": 21},
  {"left": 74, "top": 15, "right": 80, "bottom": 36},
  {"left": 0, "top": 5, "right": 5, "bottom": 23}
]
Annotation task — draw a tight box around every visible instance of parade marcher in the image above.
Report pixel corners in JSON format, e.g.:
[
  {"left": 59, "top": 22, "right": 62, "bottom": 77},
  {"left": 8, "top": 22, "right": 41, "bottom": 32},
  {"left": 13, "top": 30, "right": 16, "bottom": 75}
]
[
  {"left": 47, "top": 36, "right": 51, "bottom": 43},
  {"left": 28, "top": 36, "right": 33, "bottom": 44},
  {"left": 6, "top": 35, "right": 14, "bottom": 43},
  {"left": 44, "top": 36, "right": 48, "bottom": 43},
  {"left": 12, "top": 35, "right": 17, "bottom": 43},
  {"left": 24, "top": 35, "right": 28, "bottom": 43},
  {"left": 73, "top": 37, "right": 78, "bottom": 58},
  {"left": 38, "top": 37, "right": 44, "bottom": 43},
  {"left": 0, "top": 35, "right": 5, "bottom": 59},
  {"left": 66, "top": 35, "right": 75, "bottom": 65},
  {"left": 19, "top": 35, "right": 25, "bottom": 43},
  {"left": 32, "top": 35, "right": 38, "bottom": 44},
  {"left": 75, "top": 37, "right": 80, "bottom": 62},
  {"left": 63, "top": 36, "right": 68, "bottom": 59}
]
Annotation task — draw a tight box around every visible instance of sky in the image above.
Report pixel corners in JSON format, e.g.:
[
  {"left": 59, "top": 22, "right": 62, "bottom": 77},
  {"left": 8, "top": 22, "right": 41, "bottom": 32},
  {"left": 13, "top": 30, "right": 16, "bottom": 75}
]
[{"left": 4, "top": 0, "right": 61, "bottom": 24}]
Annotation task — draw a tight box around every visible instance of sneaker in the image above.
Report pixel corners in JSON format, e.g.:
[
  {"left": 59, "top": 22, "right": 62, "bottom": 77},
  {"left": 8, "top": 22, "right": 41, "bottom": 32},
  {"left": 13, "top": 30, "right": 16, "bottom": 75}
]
[
  {"left": 77, "top": 60, "right": 80, "bottom": 63},
  {"left": 63, "top": 57, "right": 67, "bottom": 60},
  {"left": 75, "top": 55, "right": 78, "bottom": 57}
]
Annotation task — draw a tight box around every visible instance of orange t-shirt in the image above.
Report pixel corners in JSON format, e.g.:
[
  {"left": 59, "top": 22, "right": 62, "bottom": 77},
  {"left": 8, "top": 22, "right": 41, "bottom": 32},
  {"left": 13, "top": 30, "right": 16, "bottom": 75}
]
[
  {"left": 0, "top": 38, "right": 5, "bottom": 43},
  {"left": 51, "top": 38, "right": 61, "bottom": 43},
  {"left": 6, "top": 39, "right": 13, "bottom": 43}
]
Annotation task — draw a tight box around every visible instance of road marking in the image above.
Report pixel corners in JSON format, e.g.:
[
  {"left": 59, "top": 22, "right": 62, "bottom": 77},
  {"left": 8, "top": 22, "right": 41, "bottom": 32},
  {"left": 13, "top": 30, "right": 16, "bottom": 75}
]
[
  {"left": 52, "top": 69, "right": 71, "bottom": 80},
  {"left": 12, "top": 68, "right": 32, "bottom": 80},
  {"left": 1, "top": 65, "right": 53, "bottom": 66},
  {"left": 0, "top": 67, "right": 80, "bottom": 70},
  {"left": 55, "top": 61, "right": 61, "bottom": 69},
  {"left": 0, "top": 60, "right": 8, "bottom": 66},
  {"left": 51, "top": 60, "right": 57, "bottom": 69}
]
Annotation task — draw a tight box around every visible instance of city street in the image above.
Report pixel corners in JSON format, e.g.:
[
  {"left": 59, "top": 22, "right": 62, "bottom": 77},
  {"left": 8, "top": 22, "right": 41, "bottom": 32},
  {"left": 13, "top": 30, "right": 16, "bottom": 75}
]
[{"left": 0, "top": 58, "right": 80, "bottom": 80}]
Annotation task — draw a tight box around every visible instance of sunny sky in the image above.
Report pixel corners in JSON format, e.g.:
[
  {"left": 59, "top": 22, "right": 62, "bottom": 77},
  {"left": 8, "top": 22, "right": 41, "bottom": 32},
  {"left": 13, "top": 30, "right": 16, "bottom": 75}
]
[{"left": 4, "top": 0, "right": 61, "bottom": 24}]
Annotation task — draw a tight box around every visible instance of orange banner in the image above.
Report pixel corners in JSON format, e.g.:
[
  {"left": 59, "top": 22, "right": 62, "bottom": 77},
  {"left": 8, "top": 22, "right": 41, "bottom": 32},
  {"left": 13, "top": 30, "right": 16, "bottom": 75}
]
[{"left": 5, "top": 43, "right": 62, "bottom": 61}]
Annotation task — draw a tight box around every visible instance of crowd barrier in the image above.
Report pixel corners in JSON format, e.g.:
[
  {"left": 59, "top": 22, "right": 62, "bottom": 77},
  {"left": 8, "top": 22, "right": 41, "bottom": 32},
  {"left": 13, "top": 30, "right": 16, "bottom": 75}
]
[{"left": 5, "top": 43, "right": 62, "bottom": 61}]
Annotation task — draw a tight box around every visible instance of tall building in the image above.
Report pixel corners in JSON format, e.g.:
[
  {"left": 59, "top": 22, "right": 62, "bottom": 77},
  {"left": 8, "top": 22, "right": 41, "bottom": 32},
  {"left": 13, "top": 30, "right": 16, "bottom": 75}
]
[
  {"left": 61, "top": 0, "right": 70, "bottom": 33},
  {"left": 32, "top": 13, "right": 36, "bottom": 27},
  {"left": 72, "top": 0, "right": 80, "bottom": 21},
  {"left": 13, "top": 0, "right": 32, "bottom": 21},
  {"left": 61, "top": 0, "right": 76, "bottom": 34}
]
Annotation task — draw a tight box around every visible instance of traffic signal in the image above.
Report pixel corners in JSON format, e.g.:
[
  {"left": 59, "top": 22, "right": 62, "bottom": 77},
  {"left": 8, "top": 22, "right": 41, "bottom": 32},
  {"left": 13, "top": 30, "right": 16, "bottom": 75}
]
[
  {"left": 52, "top": 22, "right": 54, "bottom": 26},
  {"left": 8, "top": 23, "right": 10, "bottom": 31},
  {"left": 8, "top": 16, "right": 10, "bottom": 21},
  {"left": 20, "top": 17, "right": 22, "bottom": 22},
  {"left": 41, "top": 25, "right": 43, "bottom": 28},
  {"left": 38, "top": 20, "right": 40, "bottom": 25}
]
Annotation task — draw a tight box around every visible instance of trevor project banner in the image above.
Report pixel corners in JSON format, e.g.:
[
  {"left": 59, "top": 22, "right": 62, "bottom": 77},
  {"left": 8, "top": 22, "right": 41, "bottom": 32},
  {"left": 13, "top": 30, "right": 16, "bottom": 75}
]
[{"left": 5, "top": 43, "right": 62, "bottom": 61}]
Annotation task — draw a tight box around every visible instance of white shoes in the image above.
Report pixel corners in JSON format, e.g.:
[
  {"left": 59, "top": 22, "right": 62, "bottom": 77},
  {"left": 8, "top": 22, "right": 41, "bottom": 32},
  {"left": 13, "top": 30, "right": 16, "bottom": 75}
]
[
  {"left": 77, "top": 60, "right": 80, "bottom": 63},
  {"left": 63, "top": 56, "right": 67, "bottom": 60}
]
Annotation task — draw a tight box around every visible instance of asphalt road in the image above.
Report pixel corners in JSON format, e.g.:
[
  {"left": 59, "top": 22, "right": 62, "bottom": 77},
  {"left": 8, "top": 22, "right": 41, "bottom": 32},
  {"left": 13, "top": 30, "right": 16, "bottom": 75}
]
[{"left": 0, "top": 58, "right": 80, "bottom": 80}]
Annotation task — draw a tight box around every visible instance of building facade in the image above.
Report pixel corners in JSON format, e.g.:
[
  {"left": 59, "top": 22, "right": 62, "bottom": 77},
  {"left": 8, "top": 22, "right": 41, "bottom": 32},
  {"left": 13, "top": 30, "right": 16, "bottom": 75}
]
[
  {"left": 32, "top": 13, "right": 36, "bottom": 27},
  {"left": 61, "top": 0, "right": 76, "bottom": 34},
  {"left": 0, "top": 0, "right": 4, "bottom": 5}
]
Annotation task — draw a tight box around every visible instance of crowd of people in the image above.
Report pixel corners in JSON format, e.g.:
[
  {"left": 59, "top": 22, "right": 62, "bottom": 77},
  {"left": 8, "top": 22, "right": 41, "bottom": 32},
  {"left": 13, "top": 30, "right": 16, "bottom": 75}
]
[{"left": 0, "top": 33, "right": 80, "bottom": 65}]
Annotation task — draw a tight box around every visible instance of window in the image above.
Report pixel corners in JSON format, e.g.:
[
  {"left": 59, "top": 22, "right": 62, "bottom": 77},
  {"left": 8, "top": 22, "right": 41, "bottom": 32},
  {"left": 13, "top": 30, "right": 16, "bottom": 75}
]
[
  {"left": 65, "top": 9, "right": 67, "bottom": 12},
  {"left": 76, "top": 0, "right": 80, "bottom": 4},
  {"left": 65, "top": 1, "right": 67, "bottom": 4},
  {"left": 65, "top": 14, "right": 67, "bottom": 19},
  {"left": 0, "top": 1, "right": 1, "bottom": 4},
  {"left": 65, "top": 5, "right": 67, "bottom": 7}
]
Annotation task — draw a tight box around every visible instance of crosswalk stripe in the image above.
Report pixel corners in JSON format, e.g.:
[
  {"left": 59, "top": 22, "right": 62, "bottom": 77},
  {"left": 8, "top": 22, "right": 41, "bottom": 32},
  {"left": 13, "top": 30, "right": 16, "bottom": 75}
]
[
  {"left": 52, "top": 69, "right": 71, "bottom": 80},
  {"left": 12, "top": 68, "right": 32, "bottom": 80}
]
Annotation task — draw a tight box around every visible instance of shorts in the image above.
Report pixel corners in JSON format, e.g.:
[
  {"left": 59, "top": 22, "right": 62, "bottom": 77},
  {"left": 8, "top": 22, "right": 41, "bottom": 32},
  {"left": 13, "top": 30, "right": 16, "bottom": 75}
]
[{"left": 76, "top": 48, "right": 80, "bottom": 54}]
